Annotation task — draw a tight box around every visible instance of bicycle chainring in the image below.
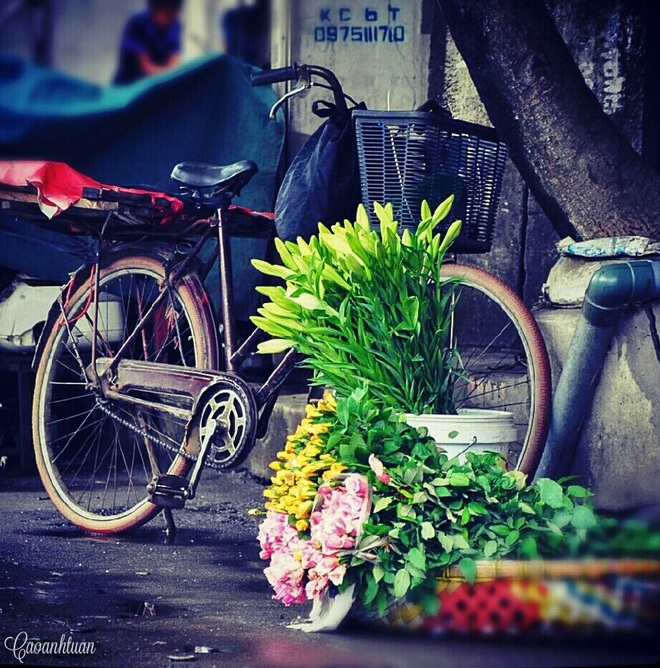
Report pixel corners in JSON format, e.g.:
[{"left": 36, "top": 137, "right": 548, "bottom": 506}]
[{"left": 196, "top": 377, "right": 257, "bottom": 470}]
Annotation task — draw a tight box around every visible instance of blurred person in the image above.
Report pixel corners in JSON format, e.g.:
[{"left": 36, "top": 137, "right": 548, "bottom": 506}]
[
  {"left": 221, "top": 0, "right": 270, "bottom": 69},
  {"left": 114, "top": 0, "right": 183, "bottom": 85}
]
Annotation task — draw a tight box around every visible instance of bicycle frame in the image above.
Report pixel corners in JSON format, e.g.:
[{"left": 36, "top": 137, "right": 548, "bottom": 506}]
[{"left": 55, "top": 203, "right": 301, "bottom": 503}]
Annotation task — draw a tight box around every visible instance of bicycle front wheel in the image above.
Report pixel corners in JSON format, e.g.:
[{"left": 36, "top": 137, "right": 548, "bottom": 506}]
[
  {"left": 32, "top": 249, "right": 219, "bottom": 533},
  {"left": 441, "top": 264, "right": 551, "bottom": 476}
]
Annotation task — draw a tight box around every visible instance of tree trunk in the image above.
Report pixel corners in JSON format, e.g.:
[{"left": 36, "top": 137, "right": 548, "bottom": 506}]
[{"left": 437, "top": 0, "right": 660, "bottom": 240}]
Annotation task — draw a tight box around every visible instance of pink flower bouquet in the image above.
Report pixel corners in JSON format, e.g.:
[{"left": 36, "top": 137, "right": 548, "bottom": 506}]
[{"left": 258, "top": 473, "right": 371, "bottom": 609}]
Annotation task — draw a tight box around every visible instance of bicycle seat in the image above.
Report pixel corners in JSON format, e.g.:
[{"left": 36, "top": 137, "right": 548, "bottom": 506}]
[{"left": 170, "top": 160, "right": 258, "bottom": 196}]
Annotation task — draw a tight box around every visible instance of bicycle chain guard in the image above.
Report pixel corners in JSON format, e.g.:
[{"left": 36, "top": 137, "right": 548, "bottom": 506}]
[{"left": 147, "top": 376, "right": 258, "bottom": 508}]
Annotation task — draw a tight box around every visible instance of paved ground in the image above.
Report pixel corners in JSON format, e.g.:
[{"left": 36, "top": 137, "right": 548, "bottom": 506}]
[{"left": 0, "top": 468, "right": 658, "bottom": 668}]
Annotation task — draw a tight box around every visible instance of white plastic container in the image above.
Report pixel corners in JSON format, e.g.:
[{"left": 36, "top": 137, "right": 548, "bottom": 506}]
[
  {"left": 405, "top": 409, "right": 517, "bottom": 460},
  {"left": 0, "top": 279, "right": 124, "bottom": 352},
  {"left": 0, "top": 281, "right": 61, "bottom": 352}
]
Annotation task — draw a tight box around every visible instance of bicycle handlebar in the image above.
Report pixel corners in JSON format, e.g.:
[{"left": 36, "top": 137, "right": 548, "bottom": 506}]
[
  {"left": 251, "top": 63, "right": 348, "bottom": 116},
  {"left": 250, "top": 64, "right": 299, "bottom": 86}
]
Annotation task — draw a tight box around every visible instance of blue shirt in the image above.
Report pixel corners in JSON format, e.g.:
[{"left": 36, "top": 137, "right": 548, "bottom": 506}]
[{"left": 114, "top": 11, "right": 181, "bottom": 85}]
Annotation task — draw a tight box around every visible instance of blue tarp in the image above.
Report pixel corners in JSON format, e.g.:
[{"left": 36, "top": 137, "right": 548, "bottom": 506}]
[{"left": 0, "top": 53, "right": 284, "bottom": 313}]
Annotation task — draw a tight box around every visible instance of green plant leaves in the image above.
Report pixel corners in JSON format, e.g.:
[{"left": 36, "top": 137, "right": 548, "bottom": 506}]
[
  {"left": 393, "top": 568, "right": 411, "bottom": 598},
  {"left": 250, "top": 200, "right": 464, "bottom": 415},
  {"left": 448, "top": 472, "right": 471, "bottom": 487},
  {"left": 459, "top": 557, "right": 477, "bottom": 584},
  {"left": 256, "top": 338, "right": 295, "bottom": 354},
  {"left": 536, "top": 478, "right": 565, "bottom": 509},
  {"left": 420, "top": 521, "right": 435, "bottom": 540},
  {"left": 571, "top": 504, "right": 597, "bottom": 529}
]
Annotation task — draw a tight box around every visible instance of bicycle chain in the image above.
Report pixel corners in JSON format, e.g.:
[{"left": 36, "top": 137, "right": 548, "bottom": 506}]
[{"left": 94, "top": 397, "right": 203, "bottom": 465}]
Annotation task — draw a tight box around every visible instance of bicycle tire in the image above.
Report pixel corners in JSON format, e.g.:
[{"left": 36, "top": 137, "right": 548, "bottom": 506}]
[
  {"left": 32, "top": 249, "right": 219, "bottom": 533},
  {"left": 441, "top": 264, "right": 551, "bottom": 476}
]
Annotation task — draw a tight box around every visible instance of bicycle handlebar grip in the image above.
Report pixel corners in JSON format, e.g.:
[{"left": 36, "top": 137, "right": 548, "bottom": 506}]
[{"left": 251, "top": 65, "right": 299, "bottom": 86}]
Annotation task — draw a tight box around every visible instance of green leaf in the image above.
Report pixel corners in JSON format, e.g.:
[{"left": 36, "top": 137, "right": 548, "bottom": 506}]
[
  {"left": 483, "top": 539, "right": 498, "bottom": 558},
  {"left": 459, "top": 557, "right": 477, "bottom": 584},
  {"left": 357, "top": 535, "right": 385, "bottom": 552},
  {"left": 418, "top": 589, "right": 440, "bottom": 615},
  {"left": 363, "top": 522, "right": 390, "bottom": 537},
  {"left": 372, "top": 563, "right": 385, "bottom": 583},
  {"left": 553, "top": 510, "right": 573, "bottom": 528},
  {"left": 406, "top": 547, "right": 426, "bottom": 571},
  {"left": 420, "top": 522, "right": 435, "bottom": 540},
  {"left": 546, "top": 520, "right": 563, "bottom": 536},
  {"left": 339, "top": 440, "right": 356, "bottom": 463},
  {"left": 449, "top": 472, "right": 470, "bottom": 486},
  {"left": 490, "top": 524, "right": 510, "bottom": 537},
  {"left": 536, "top": 478, "right": 565, "bottom": 509},
  {"left": 397, "top": 503, "right": 417, "bottom": 521},
  {"left": 447, "top": 430, "right": 459, "bottom": 440},
  {"left": 362, "top": 571, "right": 379, "bottom": 605},
  {"left": 289, "top": 292, "right": 324, "bottom": 311},
  {"left": 571, "top": 504, "right": 598, "bottom": 530},
  {"left": 255, "top": 338, "right": 296, "bottom": 354},
  {"left": 519, "top": 535, "right": 538, "bottom": 558},
  {"left": 251, "top": 258, "right": 293, "bottom": 280},
  {"left": 274, "top": 236, "right": 298, "bottom": 270},
  {"left": 373, "top": 496, "right": 393, "bottom": 513},
  {"left": 452, "top": 534, "right": 470, "bottom": 551},
  {"left": 567, "top": 485, "right": 591, "bottom": 498},
  {"left": 505, "top": 529, "right": 520, "bottom": 546},
  {"left": 437, "top": 532, "right": 453, "bottom": 552},
  {"left": 393, "top": 568, "right": 411, "bottom": 598},
  {"left": 468, "top": 502, "right": 487, "bottom": 516}
]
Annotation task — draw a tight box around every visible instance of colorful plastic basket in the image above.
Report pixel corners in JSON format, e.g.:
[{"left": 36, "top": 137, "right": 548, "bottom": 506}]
[{"left": 360, "top": 559, "right": 660, "bottom": 638}]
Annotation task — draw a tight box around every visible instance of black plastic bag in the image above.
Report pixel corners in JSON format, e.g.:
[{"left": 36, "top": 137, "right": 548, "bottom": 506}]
[{"left": 275, "top": 99, "right": 365, "bottom": 241}]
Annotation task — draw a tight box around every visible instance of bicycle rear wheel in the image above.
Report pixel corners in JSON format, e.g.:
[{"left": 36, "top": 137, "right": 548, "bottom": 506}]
[
  {"left": 441, "top": 264, "right": 551, "bottom": 476},
  {"left": 32, "top": 249, "right": 219, "bottom": 533}
]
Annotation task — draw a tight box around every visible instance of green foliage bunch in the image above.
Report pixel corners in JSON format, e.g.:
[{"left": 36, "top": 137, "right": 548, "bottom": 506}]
[
  {"left": 319, "top": 391, "right": 660, "bottom": 616},
  {"left": 251, "top": 199, "right": 463, "bottom": 414}
]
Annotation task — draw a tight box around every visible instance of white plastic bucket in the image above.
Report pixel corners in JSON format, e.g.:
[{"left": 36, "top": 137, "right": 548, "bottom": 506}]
[{"left": 405, "top": 409, "right": 516, "bottom": 459}]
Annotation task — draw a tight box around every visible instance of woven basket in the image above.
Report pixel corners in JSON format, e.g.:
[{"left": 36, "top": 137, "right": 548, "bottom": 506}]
[{"left": 359, "top": 559, "right": 660, "bottom": 638}]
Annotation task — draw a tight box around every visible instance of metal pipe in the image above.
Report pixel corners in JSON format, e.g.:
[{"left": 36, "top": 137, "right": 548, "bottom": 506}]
[
  {"left": 534, "top": 259, "right": 660, "bottom": 481},
  {"left": 217, "top": 208, "right": 238, "bottom": 372}
]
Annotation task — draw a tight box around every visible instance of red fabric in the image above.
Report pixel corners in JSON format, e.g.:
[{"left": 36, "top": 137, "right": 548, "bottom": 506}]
[
  {"left": 0, "top": 160, "right": 183, "bottom": 219},
  {"left": 229, "top": 204, "right": 274, "bottom": 221}
]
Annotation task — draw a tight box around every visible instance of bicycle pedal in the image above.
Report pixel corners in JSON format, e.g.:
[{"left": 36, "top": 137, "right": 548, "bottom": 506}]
[{"left": 147, "top": 474, "right": 190, "bottom": 509}]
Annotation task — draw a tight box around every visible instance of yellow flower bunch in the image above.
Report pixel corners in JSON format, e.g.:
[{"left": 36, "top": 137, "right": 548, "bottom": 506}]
[{"left": 264, "top": 392, "right": 343, "bottom": 532}]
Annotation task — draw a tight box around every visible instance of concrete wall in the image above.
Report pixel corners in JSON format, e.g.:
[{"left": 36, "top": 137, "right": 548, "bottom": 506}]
[{"left": 272, "top": 0, "right": 429, "bottom": 159}]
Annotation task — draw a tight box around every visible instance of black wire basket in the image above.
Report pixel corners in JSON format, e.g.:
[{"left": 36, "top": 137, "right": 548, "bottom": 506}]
[{"left": 353, "top": 109, "right": 508, "bottom": 254}]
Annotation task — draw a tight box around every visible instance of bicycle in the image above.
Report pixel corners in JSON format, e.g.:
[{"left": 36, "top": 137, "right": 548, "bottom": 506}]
[{"left": 0, "top": 63, "right": 550, "bottom": 534}]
